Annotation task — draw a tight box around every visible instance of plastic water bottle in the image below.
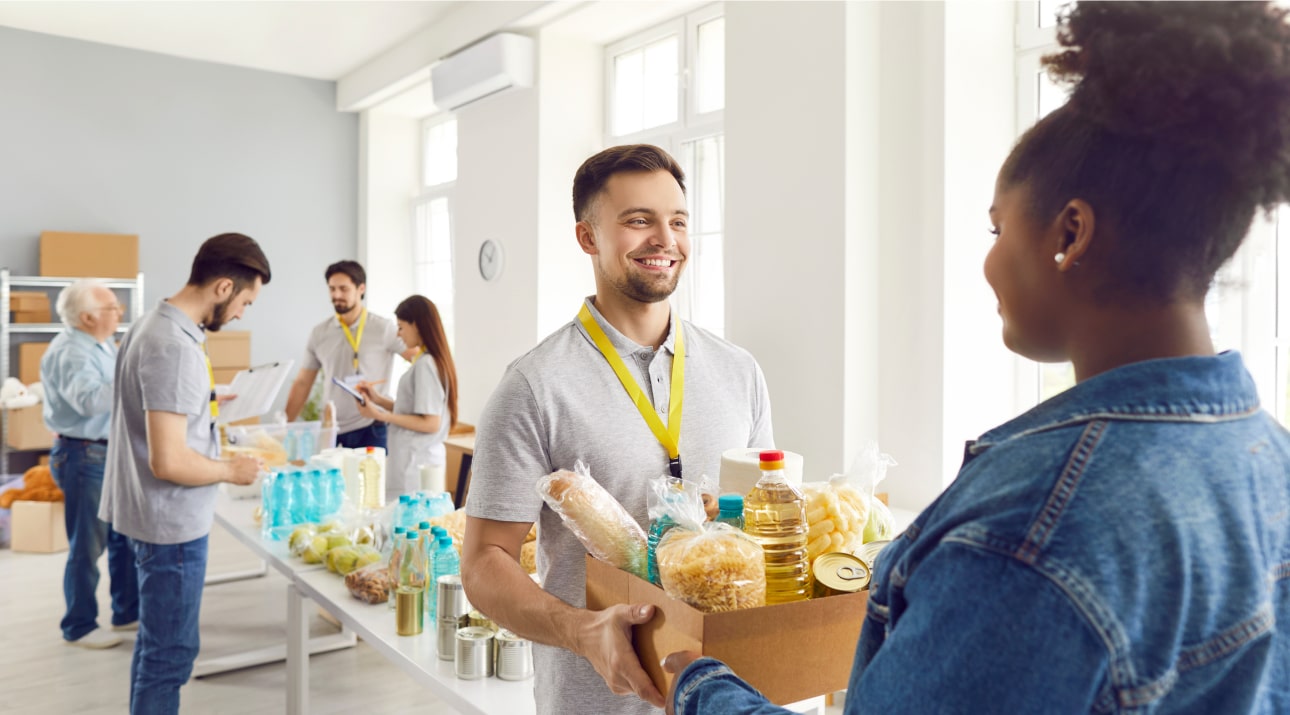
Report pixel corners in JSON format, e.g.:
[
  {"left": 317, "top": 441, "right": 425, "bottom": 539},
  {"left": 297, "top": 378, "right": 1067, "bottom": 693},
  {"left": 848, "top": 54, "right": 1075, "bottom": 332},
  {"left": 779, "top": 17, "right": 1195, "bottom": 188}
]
[
  {"left": 647, "top": 513, "right": 677, "bottom": 586},
  {"left": 429, "top": 535, "right": 460, "bottom": 622},
  {"left": 283, "top": 430, "right": 298, "bottom": 463},
  {"left": 396, "top": 494, "right": 413, "bottom": 529},
  {"left": 304, "top": 470, "right": 324, "bottom": 522},
  {"left": 260, "top": 471, "right": 276, "bottom": 539},
  {"left": 716, "top": 494, "right": 745, "bottom": 530},
  {"left": 431, "top": 492, "right": 454, "bottom": 517},
  {"left": 271, "top": 470, "right": 292, "bottom": 533},
  {"left": 324, "top": 468, "right": 345, "bottom": 517},
  {"left": 297, "top": 429, "right": 316, "bottom": 461},
  {"left": 288, "top": 470, "right": 309, "bottom": 525}
]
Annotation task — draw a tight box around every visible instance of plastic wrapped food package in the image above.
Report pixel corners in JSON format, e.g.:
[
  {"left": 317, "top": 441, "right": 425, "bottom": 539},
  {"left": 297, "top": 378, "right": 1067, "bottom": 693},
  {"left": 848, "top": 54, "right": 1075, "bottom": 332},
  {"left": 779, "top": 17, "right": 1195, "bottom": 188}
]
[
  {"left": 656, "top": 525, "right": 766, "bottom": 612},
  {"left": 802, "top": 480, "right": 870, "bottom": 562},
  {"left": 536, "top": 462, "right": 648, "bottom": 580},
  {"left": 345, "top": 561, "right": 394, "bottom": 604}
]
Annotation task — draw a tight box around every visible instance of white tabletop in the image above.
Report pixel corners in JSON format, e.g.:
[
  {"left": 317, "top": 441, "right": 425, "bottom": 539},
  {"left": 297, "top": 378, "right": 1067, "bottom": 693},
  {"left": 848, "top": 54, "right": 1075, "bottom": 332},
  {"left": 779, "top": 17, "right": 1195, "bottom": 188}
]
[{"left": 212, "top": 493, "right": 326, "bottom": 579}]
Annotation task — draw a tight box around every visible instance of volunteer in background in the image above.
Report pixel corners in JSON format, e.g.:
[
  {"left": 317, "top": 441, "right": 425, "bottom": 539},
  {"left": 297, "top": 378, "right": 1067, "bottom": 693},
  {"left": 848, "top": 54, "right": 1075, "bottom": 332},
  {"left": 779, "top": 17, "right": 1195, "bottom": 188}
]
[
  {"left": 41, "top": 278, "right": 137, "bottom": 649},
  {"left": 100, "top": 233, "right": 270, "bottom": 715},
  {"left": 462, "top": 144, "right": 775, "bottom": 715},
  {"left": 284, "top": 260, "right": 414, "bottom": 450},
  {"left": 664, "top": 3, "right": 1290, "bottom": 713},
  {"left": 355, "top": 294, "right": 458, "bottom": 499}
]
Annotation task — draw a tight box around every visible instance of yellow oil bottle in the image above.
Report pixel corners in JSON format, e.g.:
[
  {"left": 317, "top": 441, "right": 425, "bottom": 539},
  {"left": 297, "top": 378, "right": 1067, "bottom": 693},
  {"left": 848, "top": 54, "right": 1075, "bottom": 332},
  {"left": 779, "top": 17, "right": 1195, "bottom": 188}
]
[{"left": 743, "top": 449, "right": 812, "bottom": 603}]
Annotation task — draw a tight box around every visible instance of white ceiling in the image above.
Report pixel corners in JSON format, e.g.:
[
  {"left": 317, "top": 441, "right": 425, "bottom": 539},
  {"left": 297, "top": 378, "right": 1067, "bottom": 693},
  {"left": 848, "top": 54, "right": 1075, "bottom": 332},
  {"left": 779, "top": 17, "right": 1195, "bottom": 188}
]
[{"left": 0, "top": 1, "right": 463, "bottom": 80}]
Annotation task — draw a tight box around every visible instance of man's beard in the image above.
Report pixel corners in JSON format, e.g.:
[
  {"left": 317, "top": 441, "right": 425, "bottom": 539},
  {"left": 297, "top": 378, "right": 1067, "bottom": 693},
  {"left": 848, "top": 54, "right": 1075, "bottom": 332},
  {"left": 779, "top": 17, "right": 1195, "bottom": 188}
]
[
  {"left": 333, "top": 300, "right": 355, "bottom": 315},
  {"left": 606, "top": 254, "right": 684, "bottom": 304},
  {"left": 205, "top": 296, "right": 234, "bottom": 332}
]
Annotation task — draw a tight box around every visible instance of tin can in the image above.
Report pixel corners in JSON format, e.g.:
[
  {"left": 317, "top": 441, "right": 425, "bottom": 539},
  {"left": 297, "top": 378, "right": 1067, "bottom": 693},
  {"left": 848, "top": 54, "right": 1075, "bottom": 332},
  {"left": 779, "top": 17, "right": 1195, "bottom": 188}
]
[
  {"left": 468, "top": 609, "right": 497, "bottom": 632},
  {"left": 438, "top": 614, "right": 468, "bottom": 661},
  {"left": 454, "top": 626, "right": 495, "bottom": 679},
  {"left": 856, "top": 540, "right": 892, "bottom": 571},
  {"left": 494, "top": 629, "right": 534, "bottom": 681},
  {"left": 812, "top": 552, "right": 870, "bottom": 597},
  {"left": 437, "top": 574, "right": 472, "bottom": 621},
  {"left": 395, "top": 587, "right": 424, "bottom": 636}
]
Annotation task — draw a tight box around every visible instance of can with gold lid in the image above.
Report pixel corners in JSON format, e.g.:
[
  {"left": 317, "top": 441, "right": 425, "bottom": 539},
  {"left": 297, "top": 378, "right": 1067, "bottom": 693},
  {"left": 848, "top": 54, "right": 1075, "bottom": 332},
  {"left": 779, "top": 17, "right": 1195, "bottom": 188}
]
[
  {"left": 812, "top": 552, "right": 871, "bottom": 597},
  {"left": 856, "top": 539, "right": 892, "bottom": 571}
]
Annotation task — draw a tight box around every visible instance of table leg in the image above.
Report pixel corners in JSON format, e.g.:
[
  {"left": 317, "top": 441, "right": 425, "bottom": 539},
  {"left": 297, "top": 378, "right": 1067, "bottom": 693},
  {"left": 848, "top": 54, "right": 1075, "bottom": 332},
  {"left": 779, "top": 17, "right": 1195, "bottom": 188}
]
[{"left": 287, "top": 583, "right": 308, "bottom": 715}]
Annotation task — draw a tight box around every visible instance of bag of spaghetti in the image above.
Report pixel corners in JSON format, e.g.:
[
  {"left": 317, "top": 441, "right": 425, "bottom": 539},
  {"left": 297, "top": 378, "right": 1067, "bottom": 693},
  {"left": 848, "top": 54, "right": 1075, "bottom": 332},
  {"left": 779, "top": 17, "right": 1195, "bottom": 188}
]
[{"left": 652, "top": 476, "right": 765, "bottom": 613}]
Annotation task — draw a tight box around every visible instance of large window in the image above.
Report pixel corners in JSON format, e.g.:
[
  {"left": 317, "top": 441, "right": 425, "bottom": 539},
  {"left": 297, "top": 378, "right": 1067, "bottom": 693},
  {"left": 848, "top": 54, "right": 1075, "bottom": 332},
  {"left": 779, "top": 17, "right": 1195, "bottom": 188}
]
[
  {"left": 414, "top": 115, "right": 457, "bottom": 349},
  {"left": 605, "top": 4, "right": 726, "bottom": 336},
  {"left": 1014, "top": 1, "right": 1288, "bottom": 427}
]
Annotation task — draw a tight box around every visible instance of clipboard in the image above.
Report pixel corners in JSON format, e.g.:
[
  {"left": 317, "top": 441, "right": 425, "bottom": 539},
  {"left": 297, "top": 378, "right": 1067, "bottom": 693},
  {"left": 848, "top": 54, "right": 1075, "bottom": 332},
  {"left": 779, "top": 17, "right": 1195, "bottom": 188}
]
[
  {"left": 331, "top": 376, "right": 367, "bottom": 406},
  {"left": 216, "top": 360, "right": 295, "bottom": 425}
]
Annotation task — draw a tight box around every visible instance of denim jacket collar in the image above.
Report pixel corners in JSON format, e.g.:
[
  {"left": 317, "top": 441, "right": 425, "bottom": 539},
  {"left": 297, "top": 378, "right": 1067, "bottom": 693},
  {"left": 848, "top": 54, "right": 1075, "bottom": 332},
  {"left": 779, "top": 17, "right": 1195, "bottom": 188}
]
[{"left": 968, "top": 352, "right": 1261, "bottom": 456}]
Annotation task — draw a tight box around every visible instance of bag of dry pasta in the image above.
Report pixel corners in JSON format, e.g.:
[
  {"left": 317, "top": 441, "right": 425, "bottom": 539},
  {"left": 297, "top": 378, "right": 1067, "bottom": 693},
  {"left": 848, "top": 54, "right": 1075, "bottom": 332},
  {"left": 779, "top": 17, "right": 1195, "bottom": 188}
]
[
  {"left": 801, "top": 441, "right": 898, "bottom": 561},
  {"left": 652, "top": 479, "right": 765, "bottom": 613},
  {"left": 537, "top": 461, "right": 648, "bottom": 580}
]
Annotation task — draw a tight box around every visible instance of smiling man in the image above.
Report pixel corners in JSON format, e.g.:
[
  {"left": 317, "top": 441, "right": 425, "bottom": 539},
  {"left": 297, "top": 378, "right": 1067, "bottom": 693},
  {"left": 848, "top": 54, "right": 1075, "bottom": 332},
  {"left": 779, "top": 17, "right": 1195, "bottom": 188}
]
[{"left": 462, "top": 144, "right": 775, "bottom": 715}]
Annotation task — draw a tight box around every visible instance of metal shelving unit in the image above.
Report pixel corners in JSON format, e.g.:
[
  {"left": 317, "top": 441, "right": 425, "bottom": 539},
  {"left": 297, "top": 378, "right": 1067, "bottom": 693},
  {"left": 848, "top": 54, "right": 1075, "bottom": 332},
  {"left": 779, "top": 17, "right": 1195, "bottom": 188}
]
[{"left": 1, "top": 268, "right": 144, "bottom": 474}]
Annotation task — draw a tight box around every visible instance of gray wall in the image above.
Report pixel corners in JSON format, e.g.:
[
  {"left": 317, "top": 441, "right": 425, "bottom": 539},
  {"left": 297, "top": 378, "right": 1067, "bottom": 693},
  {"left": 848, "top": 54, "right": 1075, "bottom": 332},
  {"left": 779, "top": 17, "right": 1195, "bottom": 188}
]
[{"left": 0, "top": 26, "right": 357, "bottom": 385}]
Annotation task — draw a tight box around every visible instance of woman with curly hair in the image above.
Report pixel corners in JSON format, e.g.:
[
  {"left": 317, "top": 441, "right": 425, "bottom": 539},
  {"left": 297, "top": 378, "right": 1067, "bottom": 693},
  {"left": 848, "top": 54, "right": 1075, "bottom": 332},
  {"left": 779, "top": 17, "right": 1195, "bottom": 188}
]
[
  {"left": 663, "top": 3, "right": 1290, "bottom": 713},
  {"left": 356, "top": 295, "right": 458, "bottom": 499}
]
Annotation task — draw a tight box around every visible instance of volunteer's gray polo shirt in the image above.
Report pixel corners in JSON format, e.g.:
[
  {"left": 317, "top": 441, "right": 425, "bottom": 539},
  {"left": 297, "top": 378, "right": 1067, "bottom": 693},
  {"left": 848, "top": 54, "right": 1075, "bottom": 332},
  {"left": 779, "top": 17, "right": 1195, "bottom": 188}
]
[
  {"left": 100, "top": 301, "right": 221, "bottom": 545},
  {"left": 301, "top": 310, "right": 405, "bottom": 434},
  {"left": 466, "top": 297, "right": 774, "bottom": 715}
]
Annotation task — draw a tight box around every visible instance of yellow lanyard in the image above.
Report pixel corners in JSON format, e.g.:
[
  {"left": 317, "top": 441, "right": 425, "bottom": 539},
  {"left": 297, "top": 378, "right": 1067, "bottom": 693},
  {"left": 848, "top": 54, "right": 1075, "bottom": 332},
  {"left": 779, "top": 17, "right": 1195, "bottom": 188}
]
[
  {"left": 411, "top": 347, "right": 423, "bottom": 365},
  {"left": 578, "top": 304, "right": 685, "bottom": 478},
  {"left": 339, "top": 309, "right": 368, "bottom": 371},
  {"left": 201, "top": 342, "right": 218, "bottom": 421}
]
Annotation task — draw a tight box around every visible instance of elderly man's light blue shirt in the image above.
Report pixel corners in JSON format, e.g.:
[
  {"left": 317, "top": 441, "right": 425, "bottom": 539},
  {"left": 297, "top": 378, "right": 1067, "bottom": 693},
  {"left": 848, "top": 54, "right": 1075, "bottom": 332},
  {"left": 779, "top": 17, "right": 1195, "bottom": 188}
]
[{"left": 41, "top": 327, "right": 116, "bottom": 441}]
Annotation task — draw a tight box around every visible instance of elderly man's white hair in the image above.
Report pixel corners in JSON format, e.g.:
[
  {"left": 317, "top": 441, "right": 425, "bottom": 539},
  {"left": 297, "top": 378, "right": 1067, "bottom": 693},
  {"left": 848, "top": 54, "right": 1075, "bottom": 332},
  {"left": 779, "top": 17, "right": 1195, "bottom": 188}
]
[{"left": 55, "top": 278, "right": 110, "bottom": 329}]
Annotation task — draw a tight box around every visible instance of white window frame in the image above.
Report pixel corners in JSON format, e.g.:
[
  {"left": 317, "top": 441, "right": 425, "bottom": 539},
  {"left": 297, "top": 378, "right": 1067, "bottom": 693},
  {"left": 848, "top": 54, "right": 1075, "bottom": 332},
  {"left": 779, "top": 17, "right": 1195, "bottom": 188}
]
[{"left": 413, "top": 112, "right": 458, "bottom": 350}]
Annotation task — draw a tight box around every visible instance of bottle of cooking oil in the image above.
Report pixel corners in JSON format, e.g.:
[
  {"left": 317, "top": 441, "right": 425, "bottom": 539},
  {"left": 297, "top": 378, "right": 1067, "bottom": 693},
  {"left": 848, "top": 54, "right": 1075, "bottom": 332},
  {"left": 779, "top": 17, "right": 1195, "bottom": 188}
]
[
  {"left": 744, "top": 449, "right": 812, "bottom": 603},
  {"left": 358, "top": 446, "right": 384, "bottom": 509}
]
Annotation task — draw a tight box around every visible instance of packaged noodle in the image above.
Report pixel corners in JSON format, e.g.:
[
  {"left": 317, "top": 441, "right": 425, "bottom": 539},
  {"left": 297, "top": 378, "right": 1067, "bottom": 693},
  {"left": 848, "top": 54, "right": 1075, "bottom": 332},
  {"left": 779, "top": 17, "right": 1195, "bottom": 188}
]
[
  {"left": 651, "top": 475, "right": 765, "bottom": 612},
  {"left": 536, "top": 462, "right": 648, "bottom": 580},
  {"left": 802, "top": 441, "right": 898, "bottom": 561}
]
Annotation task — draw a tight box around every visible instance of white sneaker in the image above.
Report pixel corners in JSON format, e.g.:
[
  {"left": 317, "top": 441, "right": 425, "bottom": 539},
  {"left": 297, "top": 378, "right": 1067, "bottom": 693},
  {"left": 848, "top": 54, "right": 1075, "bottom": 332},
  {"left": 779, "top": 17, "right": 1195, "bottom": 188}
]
[
  {"left": 111, "top": 621, "right": 139, "bottom": 632},
  {"left": 66, "top": 627, "right": 123, "bottom": 650}
]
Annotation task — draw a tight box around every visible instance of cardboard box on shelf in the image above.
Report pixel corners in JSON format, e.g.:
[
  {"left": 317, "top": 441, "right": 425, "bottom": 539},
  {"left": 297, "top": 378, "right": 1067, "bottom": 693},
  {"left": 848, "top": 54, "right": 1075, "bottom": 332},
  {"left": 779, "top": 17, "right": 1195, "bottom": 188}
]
[
  {"left": 9, "top": 291, "right": 52, "bottom": 324},
  {"left": 585, "top": 555, "right": 868, "bottom": 706},
  {"left": 10, "top": 500, "right": 69, "bottom": 553},
  {"left": 204, "top": 331, "right": 250, "bottom": 369},
  {"left": 40, "top": 231, "right": 139, "bottom": 279},
  {"left": 3, "top": 405, "right": 54, "bottom": 450},
  {"left": 17, "top": 342, "right": 50, "bottom": 385}
]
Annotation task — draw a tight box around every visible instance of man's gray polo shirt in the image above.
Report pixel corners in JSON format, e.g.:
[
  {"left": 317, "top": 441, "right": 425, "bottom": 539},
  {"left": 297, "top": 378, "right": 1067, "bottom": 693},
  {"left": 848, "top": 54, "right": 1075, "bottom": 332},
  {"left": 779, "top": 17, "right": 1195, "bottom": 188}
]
[
  {"left": 466, "top": 297, "right": 775, "bottom": 715},
  {"left": 100, "top": 301, "right": 221, "bottom": 545},
  {"left": 301, "top": 311, "right": 404, "bottom": 434}
]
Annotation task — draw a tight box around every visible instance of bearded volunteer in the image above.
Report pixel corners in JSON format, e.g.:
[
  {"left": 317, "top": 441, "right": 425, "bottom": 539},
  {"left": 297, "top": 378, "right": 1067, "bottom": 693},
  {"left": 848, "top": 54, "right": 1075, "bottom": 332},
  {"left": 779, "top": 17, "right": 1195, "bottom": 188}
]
[
  {"left": 462, "top": 144, "right": 775, "bottom": 714},
  {"left": 100, "top": 233, "right": 270, "bottom": 714},
  {"left": 284, "top": 260, "right": 414, "bottom": 450}
]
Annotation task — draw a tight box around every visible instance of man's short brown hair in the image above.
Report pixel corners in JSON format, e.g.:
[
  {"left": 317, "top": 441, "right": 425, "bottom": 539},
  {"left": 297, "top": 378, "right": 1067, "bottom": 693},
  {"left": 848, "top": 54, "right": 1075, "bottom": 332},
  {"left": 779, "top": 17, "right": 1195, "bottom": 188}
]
[
  {"left": 187, "top": 233, "right": 272, "bottom": 293},
  {"left": 572, "top": 144, "right": 686, "bottom": 223}
]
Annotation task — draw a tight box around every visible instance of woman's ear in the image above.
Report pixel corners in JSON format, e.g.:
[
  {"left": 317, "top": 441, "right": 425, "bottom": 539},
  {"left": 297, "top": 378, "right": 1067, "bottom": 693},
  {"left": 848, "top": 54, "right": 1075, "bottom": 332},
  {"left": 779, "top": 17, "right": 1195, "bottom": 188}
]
[{"left": 1055, "top": 199, "right": 1095, "bottom": 271}]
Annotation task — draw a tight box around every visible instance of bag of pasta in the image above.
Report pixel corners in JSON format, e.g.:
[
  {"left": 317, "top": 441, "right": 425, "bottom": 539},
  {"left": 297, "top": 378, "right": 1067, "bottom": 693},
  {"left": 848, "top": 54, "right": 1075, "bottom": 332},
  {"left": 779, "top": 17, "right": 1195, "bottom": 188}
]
[
  {"left": 801, "top": 441, "right": 897, "bottom": 561},
  {"left": 653, "top": 478, "right": 765, "bottom": 613},
  {"left": 537, "top": 461, "right": 648, "bottom": 580}
]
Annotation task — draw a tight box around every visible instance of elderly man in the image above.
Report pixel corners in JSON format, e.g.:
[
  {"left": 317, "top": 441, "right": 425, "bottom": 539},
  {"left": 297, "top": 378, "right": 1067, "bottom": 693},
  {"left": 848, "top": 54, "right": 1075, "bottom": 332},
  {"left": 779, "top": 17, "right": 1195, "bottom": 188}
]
[{"left": 41, "top": 279, "right": 138, "bottom": 649}]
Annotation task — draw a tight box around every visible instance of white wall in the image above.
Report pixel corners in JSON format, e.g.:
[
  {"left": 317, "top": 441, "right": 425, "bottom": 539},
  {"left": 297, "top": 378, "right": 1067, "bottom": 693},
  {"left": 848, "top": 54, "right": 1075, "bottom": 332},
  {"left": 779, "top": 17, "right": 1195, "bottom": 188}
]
[{"left": 358, "top": 110, "right": 419, "bottom": 319}]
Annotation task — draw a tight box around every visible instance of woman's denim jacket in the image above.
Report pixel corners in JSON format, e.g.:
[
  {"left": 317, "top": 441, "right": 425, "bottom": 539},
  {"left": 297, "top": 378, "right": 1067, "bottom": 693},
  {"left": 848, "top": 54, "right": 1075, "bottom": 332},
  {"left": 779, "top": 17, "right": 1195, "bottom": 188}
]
[{"left": 673, "top": 352, "right": 1290, "bottom": 714}]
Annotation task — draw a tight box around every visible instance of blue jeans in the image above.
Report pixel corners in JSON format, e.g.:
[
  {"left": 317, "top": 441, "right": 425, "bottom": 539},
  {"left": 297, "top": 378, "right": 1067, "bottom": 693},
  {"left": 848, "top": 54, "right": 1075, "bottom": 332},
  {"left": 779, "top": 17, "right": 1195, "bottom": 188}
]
[
  {"left": 49, "top": 437, "right": 138, "bottom": 641},
  {"left": 338, "top": 421, "right": 387, "bottom": 451},
  {"left": 128, "top": 535, "right": 207, "bottom": 715}
]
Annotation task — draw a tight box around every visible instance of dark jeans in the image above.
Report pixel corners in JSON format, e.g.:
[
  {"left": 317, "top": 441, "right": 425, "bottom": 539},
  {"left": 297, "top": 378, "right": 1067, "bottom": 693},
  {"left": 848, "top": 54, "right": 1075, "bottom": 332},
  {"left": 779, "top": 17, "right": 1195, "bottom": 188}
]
[
  {"left": 338, "top": 421, "right": 388, "bottom": 451},
  {"left": 49, "top": 436, "right": 139, "bottom": 641},
  {"left": 129, "top": 534, "right": 207, "bottom": 715}
]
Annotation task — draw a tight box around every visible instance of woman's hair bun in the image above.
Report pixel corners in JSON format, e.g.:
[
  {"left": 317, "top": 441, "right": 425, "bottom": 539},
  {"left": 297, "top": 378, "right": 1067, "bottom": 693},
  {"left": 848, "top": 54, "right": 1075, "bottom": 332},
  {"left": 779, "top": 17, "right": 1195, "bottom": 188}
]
[{"left": 1045, "top": 1, "right": 1290, "bottom": 210}]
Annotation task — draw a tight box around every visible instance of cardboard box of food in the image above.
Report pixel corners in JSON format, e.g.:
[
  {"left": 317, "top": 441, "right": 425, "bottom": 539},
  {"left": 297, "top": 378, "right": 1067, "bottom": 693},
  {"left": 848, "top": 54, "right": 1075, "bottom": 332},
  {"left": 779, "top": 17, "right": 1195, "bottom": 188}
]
[
  {"left": 585, "top": 554, "right": 868, "bottom": 705},
  {"left": 10, "top": 500, "right": 69, "bottom": 553},
  {"left": 40, "top": 231, "right": 139, "bottom": 279},
  {"left": 17, "top": 342, "right": 50, "bottom": 385},
  {"left": 204, "top": 331, "right": 251, "bottom": 369},
  {"left": 3, "top": 404, "right": 54, "bottom": 450}
]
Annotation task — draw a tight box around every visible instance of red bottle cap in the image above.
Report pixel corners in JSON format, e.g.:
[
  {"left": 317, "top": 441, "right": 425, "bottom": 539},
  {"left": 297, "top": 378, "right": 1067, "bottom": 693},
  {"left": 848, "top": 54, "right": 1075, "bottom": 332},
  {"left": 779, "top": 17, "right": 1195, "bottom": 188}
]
[{"left": 759, "top": 450, "right": 784, "bottom": 462}]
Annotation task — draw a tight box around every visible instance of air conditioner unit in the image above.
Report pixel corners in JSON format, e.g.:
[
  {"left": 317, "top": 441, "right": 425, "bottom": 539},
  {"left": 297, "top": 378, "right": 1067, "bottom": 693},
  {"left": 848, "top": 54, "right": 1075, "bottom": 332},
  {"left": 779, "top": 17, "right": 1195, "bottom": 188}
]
[{"left": 432, "top": 33, "right": 535, "bottom": 111}]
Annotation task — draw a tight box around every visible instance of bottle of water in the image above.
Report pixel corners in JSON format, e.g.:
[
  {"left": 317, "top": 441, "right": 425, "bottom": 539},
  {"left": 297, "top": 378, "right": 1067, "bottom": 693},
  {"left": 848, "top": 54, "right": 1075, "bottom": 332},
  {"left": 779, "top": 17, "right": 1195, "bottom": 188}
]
[
  {"left": 283, "top": 430, "right": 298, "bottom": 463},
  {"left": 647, "top": 513, "right": 677, "bottom": 586},
  {"left": 395, "top": 494, "right": 412, "bottom": 529},
  {"left": 305, "top": 470, "right": 324, "bottom": 522},
  {"left": 324, "top": 468, "right": 345, "bottom": 517},
  {"left": 271, "top": 470, "right": 292, "bottom": 534},
  {"left": 432, "top": 492, "right": 454, "bottom": 517},
  {"left": 429, "top": 535, "right": 460, "bottom": 622},
  {"left": 716, "top": 494, "right": 745, "bottom": 530},
  {"left": 288, "top": 470, "right": 309, "bottom": 525},
  {"left": 260, "top": 470, "right": 276, "bottom": 539},
  {"left": 297, "top": 429, "right": 316, "bottom": 461}
]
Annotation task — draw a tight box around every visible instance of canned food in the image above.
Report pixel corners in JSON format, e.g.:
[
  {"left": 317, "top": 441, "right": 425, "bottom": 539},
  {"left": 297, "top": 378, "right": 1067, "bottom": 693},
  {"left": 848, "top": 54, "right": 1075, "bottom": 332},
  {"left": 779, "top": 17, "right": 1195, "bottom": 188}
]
[
  {"left": 437, "top": 575, "right": 472, "bottom": 621},
  {"left": 468, "top": 609, "right": 497, "bottom": 632},
  {"left": 812, "top": 552, "right": 870, "bottom": 597},
  {"left": 455, "top": 626, "right": 496, "bottom": 680},
  {"left": 856, "top": 540, "right": 892, "bottom": 571},
  {"left": 438, "top": 614, "right": 469, "bottom": 661},
  {"left": 494, "top": 629, "right": 534, "bottom": 681},
  {"left": 394, "top": 587, "right": 424, "bottom": 636}
]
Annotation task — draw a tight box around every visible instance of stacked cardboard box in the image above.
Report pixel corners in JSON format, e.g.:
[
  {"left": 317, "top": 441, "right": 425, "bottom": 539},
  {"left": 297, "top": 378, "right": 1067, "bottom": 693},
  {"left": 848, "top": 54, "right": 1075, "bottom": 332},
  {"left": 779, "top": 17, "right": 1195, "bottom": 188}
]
[
  {"left": 17, "top": 342, "right": 49, "bottom": 386},
  {"left": 9, "top": 292, "right": 51, "bottom": 324},
  {"left": 40, "top": 231, "right": 138, "bottom": 279},
  {"left": 206, "top": 331, "right": 254, "bottom": 425},
  {"left": 10, "top": 500, "right": 69, "bottom": 553},
  {"left": 3, "top": 405, "right": 54, "bottom": 450}
]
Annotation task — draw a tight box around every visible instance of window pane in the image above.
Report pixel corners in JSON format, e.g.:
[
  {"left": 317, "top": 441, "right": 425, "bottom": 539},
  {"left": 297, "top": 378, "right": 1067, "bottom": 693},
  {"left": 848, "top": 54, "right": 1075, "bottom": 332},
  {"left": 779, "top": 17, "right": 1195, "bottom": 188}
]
[
  {"left": 1039, "top": 362, "right": 1075, "bottom": 401},
  {"left": 1038, "top": 0, "right": 1067, "bottom": 28},
  {"left": 695, "top": 18, "right": 725, "bottom": 114},
  {"left": 675, "top": 134, "right": 725, "bottom": 337},
  {"left": 414, "top": 195, "right": 454, "bottom": 345},
  {"left": 613, "top": 49, "right": 645, "bottom": 136},
  {"left": 423, "top": 118, "right": 458, "bottom": 187},
  {"left": 642, "top": 37, "right": 679, "bottom": 130}
]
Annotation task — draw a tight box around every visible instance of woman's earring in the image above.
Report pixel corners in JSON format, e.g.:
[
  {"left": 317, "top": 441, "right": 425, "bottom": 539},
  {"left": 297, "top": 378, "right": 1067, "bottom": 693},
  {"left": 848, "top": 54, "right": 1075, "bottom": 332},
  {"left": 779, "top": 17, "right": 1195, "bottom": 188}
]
[{"left": 1054, "top": 252, "right": 1066, "bottom": 264}]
